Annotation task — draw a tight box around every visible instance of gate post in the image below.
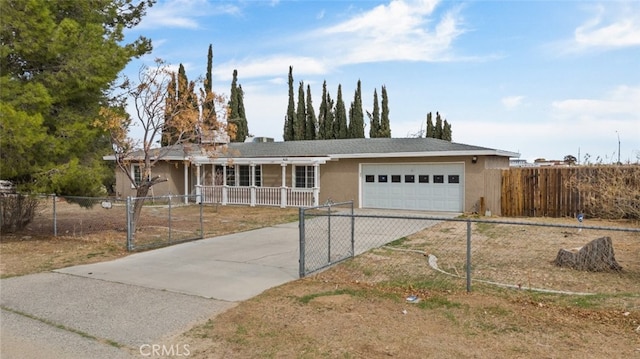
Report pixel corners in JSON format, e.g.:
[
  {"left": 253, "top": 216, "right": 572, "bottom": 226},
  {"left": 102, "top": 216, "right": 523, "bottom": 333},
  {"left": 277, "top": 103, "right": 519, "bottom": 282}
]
[
  {"left": 298, "top": 207, "right": 306, "bottom": 278},
  {"left": 126, "top": 196, "right": 133, "bottom": 251},
  {"left": 466, "top": 220, "right": 472, "bottom": 292}
]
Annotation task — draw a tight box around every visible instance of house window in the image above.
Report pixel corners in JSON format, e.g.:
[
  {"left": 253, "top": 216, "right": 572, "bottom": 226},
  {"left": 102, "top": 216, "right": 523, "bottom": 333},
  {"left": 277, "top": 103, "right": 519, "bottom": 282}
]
[
  {"left": 434, "top": 175, "right": 444, "bottom": 183},
  {"left": 226, "top": 166, "right": 236, "bottom": 186},
  {"left": 418, "top": 175, "right": 429, "bottom": 183},
  {"left": 131, "top": 163, "right": 148, "bottom": 187},
  {"left": 405, "top": 175, "right": 415, "bottom": 183},
  {"left": 217, "top": 165, "right": 262, "bottom": 186},
  {"left": 295, "top": 165, "right": 315, "bottom": 188},
  {"left": 378, "top": 175, "right": 388, "bottom": 183},
  {"left": 391, "top": 175, "right": 401, "bottom": 183},
  {"left": 448, "top": 175, "right": 460, "bottom": 184},
  {"left": 254, "top": 166, "right": 262, "bottom": 187},
  {"left": 365, "top": 175, "right": 375, "bottom": 183}
]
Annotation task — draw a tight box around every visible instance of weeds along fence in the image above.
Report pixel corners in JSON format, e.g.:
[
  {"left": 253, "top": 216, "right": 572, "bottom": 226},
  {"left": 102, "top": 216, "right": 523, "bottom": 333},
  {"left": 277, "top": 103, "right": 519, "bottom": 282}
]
[
  {"left": 0, "top": 194, "right": 208, "bottom": 251},
  {"left": 300, "top": 202, "right": 640, "bottom": 300}
]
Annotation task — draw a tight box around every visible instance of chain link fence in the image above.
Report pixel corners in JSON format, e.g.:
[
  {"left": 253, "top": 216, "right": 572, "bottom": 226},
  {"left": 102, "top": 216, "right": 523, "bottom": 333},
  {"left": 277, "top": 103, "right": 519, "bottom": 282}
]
[
  {"left": 0, "top": 194, "right": 208, "bottom": 251},
  {"left": 1, "top": 194, "right": 128, "bottom": 238},
  {"left": 300, "top": 203, "right": 640, "bottom": 298},
  {"left": 126, "top": 194, "right": 204, "bottom": 251}
]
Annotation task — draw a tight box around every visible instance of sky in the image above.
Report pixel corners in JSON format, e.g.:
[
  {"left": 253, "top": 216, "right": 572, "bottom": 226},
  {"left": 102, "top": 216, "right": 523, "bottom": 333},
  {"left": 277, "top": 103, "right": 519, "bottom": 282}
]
[{"left": 121, "top": 0, "right": 640, "bottom": 163}]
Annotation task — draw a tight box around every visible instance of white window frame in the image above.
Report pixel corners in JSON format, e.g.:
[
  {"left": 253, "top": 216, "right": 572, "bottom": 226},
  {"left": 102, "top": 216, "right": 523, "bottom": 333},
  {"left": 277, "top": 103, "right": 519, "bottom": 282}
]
[
  {"left": 216, "top": 164, "right": 262, "bottom": 187},
  {"left": 293, "top": 165, "right": 315, "bottom": 189},
  {"left": 130, "top": 163, "right": 150, "bottom": 188}
]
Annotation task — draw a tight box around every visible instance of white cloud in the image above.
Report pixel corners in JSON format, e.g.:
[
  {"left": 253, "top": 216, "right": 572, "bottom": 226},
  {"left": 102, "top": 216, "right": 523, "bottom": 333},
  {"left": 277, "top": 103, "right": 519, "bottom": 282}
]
[
  {"left": 314, "top": 0, "right": 465, "bottom": 64},
  {"left": 574, "top": 3, "right": 640, "bottom": 49},
  {"left": 501, "top": 96, "right": 524, "bottom": 110},
  {"left": 552, "top": 2, "right": 640, "bottom": 54},
  {"left": 552, "top": 85, "right": 640, "bottom": 120},
  {"left": 213, "top": 56, "right": 330, "bottom": 81},
  {"left": 217, "top": 0, "right": 470, "bottom": 80},
  {"left": 138, "top": 0, "right": 241, "bottom": 30}
]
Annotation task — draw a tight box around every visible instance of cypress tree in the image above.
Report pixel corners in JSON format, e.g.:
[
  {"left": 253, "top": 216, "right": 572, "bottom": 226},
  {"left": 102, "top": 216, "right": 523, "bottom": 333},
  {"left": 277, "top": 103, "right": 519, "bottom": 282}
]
[
  {"left": 162, "top": 72, "right": 177, "bottom": 146},
  {"left": 379, "top": 85, "right": 391, "bottom": 137},
  {"left": 305, "top": 84, "right": 317, "bottom": 140},
  {"left": 202, "top": 44, "right": 217, "bottom": 139},
  {"left": 228, "top": 69, "right": 241, "bottom": 141},
  {"left": 205, "top": 45, "right": 213, "bottom": 95},
  {"left": 163, "top": 64, "right": 198, "bottom": 145},
  {"left": 237, "top": 84, "right": 248, "bottom": 142},
  {"left": 325, "top": 92, "right": 335, "bottom": 139},
  {"left": 426, "top": 112, "right": 434, "bottom": 138},
  {"left": 443, "top": 119, "right": 452, "bottom": 141},
  {"left": 318, "top": 80, "right": 329, "bottom": 139},
  {"left": 334, "top": 84, "right": 348, "bottom": 139},
  {"left": 284, "top": 66, "right": 296, "bottom": 141},
  {"left": 348, "top": 80, "right": 365, "bottom": 138},
  {"left": 367, "top": 89, "right": 380, "bottom": 138},
  {"left": 295, "top": 81, "right": 306, "bottom": 140},
  {"left": 435, "top": 111, "right": 443, "bottom": 140}
]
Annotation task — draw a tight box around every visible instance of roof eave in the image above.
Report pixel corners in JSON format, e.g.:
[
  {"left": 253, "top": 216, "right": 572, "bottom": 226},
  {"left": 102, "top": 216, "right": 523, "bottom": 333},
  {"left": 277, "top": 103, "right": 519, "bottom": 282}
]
[{"left": 329, "top": 150, "right": 520, "bottom": 159}]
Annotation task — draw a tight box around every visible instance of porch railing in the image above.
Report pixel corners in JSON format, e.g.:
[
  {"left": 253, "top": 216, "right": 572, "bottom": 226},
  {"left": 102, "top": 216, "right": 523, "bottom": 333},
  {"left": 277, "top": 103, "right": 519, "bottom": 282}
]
[{"left": 196, "top": 185, "right": 317, "bottom": 208}]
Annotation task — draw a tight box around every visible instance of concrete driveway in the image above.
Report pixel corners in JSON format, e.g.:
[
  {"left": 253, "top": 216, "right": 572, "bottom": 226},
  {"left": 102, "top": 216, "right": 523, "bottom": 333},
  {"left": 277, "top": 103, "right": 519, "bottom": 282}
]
[
  {"left": 1, "top": 222, "right": 300, "bottom": 358},
  {"left": 1, "top": 211, "right": 452, "bottom": 358}
]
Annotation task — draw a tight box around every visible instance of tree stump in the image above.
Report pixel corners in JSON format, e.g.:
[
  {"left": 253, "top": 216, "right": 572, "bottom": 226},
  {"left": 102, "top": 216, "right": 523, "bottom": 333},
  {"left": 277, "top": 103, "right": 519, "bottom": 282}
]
[{"left": 553, "top": 236, "right": 622, "bottom": 272}]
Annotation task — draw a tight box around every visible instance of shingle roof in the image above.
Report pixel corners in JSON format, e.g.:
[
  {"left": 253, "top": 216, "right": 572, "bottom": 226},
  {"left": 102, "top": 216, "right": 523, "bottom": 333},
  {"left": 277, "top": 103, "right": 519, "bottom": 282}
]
[
  {"left": 221, "top": 137, "right": 514, "bottom": 158},
  {"left": 107, "top": 138, "right": 518, "bottom": 161}
]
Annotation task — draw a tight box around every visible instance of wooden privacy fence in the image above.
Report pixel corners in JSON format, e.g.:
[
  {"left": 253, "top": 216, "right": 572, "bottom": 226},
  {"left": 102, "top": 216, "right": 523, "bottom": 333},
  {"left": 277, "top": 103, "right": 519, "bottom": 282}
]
[{"left": 499, "top": 166, "right": 640, "bottom": 218}]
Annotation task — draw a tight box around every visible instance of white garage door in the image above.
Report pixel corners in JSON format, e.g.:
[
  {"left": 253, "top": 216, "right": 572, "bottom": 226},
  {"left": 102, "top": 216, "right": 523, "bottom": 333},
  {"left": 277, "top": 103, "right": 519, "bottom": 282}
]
[{"left": 361, "top": 163, "right": 464, "bottom": 212}]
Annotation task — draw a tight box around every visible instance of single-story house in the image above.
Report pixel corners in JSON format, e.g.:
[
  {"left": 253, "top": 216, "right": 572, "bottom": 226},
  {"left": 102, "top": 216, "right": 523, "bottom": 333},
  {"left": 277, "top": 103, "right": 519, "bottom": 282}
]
[{"left": 106, "top": 137, "right": 519, "bottom": 214}]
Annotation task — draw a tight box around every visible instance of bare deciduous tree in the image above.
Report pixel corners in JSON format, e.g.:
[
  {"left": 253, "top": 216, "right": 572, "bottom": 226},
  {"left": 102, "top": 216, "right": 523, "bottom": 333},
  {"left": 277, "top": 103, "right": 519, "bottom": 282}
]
[{"left": 97, "top": 59, "right": 229, "bottom": 232}]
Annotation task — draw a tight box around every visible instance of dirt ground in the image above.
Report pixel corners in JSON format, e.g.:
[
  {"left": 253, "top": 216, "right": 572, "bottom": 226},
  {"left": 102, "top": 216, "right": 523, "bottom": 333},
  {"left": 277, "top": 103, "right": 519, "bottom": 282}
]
[
  {"left": 176, "top": 217, "right": 640, "bottom": 358},
  {"left": 1, "top": 204, "right": 639, "bottom": 358},
  {"left": 0, "top": 202, "right": 298, "bottom": 277}
]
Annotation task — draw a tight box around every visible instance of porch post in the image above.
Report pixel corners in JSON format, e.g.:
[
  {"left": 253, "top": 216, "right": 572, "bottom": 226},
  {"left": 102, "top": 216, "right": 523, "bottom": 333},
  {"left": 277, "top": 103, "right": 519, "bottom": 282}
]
[
  {"left": 280, "top": 162, "right": 287, "bottom": 208},
  {"left": 184, "top": 161, "right": 189, "bottom": 204},
  {"left": 222, "top": 164, "right": 228, "bottom": 205},
  {"left": 250, "top": 163, "right": 256, "bottom": 207},
  {"left": 313, "top": 162, "right": 320, "bottom": 207},
  {"left": 195, "top": 164, "right": 201, "bottom": 204}
]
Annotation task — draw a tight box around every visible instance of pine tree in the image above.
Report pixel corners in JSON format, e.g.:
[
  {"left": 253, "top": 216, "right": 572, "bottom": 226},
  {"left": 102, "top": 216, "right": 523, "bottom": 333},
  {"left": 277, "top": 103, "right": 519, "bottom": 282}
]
[
  {"left": 435, "top": 111, "right": 443, "bottom": 140},
  {"left": 295, "top": 81, "right": 306, "bottom": 140},
  {"left": 379, "top": 85, "right": 391, "bottom": 137},
  {"left": 0, "top": 0, "right": 153, "bottom": 195},
  {"left": 334, "top": 85, "right": 348, "bottom": 139},
  {"left": 367, "top": 89, "right": 380, "bottom": 138},
  {"left": 443, "top": 119, "right": 452, "bottom": 141},
  {"left": 348, "top": 80, "right": 365, "bottom": 138},
  {"left": 305, "top": 84, "right": 317, "bottom": 140},
  {"left": 426, "top": 112, "right": 434, "bottom": 138},
  {"left": 284, "top": 66, "right": 295, "bottom": 141}
]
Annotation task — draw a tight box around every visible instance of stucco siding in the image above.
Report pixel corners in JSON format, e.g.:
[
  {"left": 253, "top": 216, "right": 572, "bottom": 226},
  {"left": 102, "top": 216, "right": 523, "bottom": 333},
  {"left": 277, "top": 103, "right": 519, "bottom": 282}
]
[
  {"left": 113, "top": 162, "right": 184, "bottom": 198},
  {"left": 318, "top": 155, "right": 508, "bottom": 213}
]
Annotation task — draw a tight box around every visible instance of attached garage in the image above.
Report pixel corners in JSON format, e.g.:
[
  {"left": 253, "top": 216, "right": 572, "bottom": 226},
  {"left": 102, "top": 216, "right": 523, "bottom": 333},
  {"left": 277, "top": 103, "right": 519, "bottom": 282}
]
[{"left": 361, "top": 163, "right": 464, "bottom": 212}]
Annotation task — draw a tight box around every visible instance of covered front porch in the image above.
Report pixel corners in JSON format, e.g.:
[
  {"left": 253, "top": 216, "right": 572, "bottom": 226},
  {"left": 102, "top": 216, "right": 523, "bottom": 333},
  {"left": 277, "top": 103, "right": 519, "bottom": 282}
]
[{"left": 191, "top": 156, "right": 328, "bottom": 208}]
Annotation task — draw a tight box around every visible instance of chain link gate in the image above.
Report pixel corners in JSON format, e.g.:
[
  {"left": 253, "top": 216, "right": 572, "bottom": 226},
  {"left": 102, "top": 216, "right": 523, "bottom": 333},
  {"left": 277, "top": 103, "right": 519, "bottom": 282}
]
[{"left": 299, "top": 201, "right": 355, "bottom": 277}]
